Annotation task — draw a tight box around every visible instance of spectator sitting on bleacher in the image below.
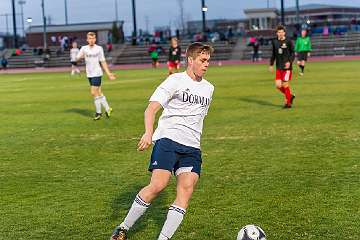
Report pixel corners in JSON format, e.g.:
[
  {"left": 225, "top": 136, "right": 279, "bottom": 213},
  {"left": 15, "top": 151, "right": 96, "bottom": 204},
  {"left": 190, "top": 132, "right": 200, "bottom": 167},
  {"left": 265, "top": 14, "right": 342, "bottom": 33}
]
[
  {"left": 16, "top": 49, "right": 23, "bottom": 56},
  {"left": 334, "top": 28, "right": 340, "bottom": 36},
  {"left": 1, "top": 57, "right": 8, "bottom": 70},
  {"left": 226, "top": 27, "right": 234, "bottom": 44},
  {"left": 323, "top": 26, "right": 329, "bottom": 36},
  {"left": 43, "top": 48, "right": 51, "bottom": 61},
  {"left": 56, "top": 47, "right": 63, "bottom": 56},
  {"left": 38, "top": 48, "right": 43, "bottom": 55},
  {"left": 210, "top": 32, "right": 220, "bottom": 43},
  {"left": 12, "top": 48, "right": 23, "bottom": 56},
  {"left": 51, "top": 36, "right": 57, "bottom": 45},
  {"left": 20, "top": 44, "right": 28, "bottom": 52},
  {"left": 193, "top": 32, "right": 202, "bottom": 42},
  {"left": 145, "top": 35, "right": 150, "bottom": 45},
  {"left": 107, "top": 42, "right": 113, "bottom": 52},
  {"left": 258, "top": 36, "right": 264, "bottom": 46}
]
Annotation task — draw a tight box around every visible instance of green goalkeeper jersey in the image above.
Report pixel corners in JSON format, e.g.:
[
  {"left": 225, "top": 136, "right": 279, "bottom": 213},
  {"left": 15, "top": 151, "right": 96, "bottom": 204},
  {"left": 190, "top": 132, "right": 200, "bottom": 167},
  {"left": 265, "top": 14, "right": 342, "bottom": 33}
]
[{"left": 295, "top": 36, "right": 312, "bottom": 52}]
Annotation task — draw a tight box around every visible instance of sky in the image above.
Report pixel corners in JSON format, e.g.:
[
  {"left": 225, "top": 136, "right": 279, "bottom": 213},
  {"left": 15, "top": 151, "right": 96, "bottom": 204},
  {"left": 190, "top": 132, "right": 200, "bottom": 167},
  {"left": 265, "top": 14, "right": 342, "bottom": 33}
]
[{"left": 1, "top": 0, "right": 360, "bottom": 35}]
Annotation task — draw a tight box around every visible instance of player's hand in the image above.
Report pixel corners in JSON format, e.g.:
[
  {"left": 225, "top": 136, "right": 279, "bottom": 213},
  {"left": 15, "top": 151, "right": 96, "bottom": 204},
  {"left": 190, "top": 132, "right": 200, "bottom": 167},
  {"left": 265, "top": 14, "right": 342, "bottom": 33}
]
[
  {"left": 137, "top": 132, "right": 152, "bottom": 151},
  {"left": 308, "top": 52, "right": 311, "bottom": 57},
  {"left": 269, "top": 66, "right": 274, "bottom": 73},
  {"left": 108, "top": 73, "right": 116, "bottom": 80},
  {"left": 285, "top": 62, "right": 290, "bottom": 69}
]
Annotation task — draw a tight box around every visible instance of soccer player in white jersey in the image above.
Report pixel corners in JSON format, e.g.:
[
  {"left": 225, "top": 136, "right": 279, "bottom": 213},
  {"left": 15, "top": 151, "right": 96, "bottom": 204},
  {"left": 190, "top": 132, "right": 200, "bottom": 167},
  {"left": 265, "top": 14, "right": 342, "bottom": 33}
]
[
  {"left": 110, "top": 42, "right": 214, "bottom": 240},
  {"left": 76, "top": 32, "right": 116, "bottom": 120},
  {"left": 70, "top": 42, "right": 80, "bottom": 76}
]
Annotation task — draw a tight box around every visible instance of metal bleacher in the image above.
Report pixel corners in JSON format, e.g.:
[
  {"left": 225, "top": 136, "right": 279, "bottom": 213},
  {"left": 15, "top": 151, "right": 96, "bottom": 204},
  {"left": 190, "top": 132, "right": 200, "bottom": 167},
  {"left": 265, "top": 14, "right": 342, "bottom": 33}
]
[
  {"left": 5, "top": 40, "right": 236, "bottom": 69},
  {"left": 6, "top": 46, "right": 73, "bottom": 68},
  {"left": 110, "top": 39, "right": 236, "bottom": 65},
  {"left": 242, "top": 32, "right": 360, "bottom": 60},
  {"left": 6, "top": 32, "right": 359, "bottom": 68}
]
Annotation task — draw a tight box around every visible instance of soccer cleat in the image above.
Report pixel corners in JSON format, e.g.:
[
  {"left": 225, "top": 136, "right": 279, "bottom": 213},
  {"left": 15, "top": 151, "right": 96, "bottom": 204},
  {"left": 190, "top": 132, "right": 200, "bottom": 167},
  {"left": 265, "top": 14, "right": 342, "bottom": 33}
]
[
  {"left": 283, "top": 104, "right": 292, "bottom": 109},
  {"left": 93, "top": 113, "right": 102, "bottom": 120},
  {"left": 299, "top": 72, "right": 304, "bottom": 76},
  {"left": 105, "top": 108, "right": 113, "bottom": 118},
  {"left": 110, "top": 226, "right": 127, "bottom": 240},
  {"left": 290, "top": 94, "right": 296, "bottom": 105}
]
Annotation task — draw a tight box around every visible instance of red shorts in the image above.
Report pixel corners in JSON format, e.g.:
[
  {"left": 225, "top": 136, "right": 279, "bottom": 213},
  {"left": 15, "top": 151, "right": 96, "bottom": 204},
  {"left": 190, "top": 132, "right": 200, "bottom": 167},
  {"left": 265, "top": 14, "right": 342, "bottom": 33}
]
[
  {"left": 275, "top": 69, "right": 292, "bottom": 82},
  {"left": 167, "top": 61, "right": 180, "bottom": 69}
]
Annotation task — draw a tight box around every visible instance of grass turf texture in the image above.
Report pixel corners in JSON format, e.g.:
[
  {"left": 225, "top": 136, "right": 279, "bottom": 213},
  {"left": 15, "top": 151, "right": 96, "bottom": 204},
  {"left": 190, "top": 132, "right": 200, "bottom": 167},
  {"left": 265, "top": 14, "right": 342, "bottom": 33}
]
[{"left": 1, "top": 61, "right": 359, "bottom": 240}]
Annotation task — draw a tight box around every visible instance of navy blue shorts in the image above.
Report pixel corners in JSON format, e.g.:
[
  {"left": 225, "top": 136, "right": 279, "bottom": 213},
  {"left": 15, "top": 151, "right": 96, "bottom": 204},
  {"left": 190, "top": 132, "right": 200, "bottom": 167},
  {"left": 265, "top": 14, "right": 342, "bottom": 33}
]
[
  {"left": 88, "top": 76, "right": 102, "bottom": 86},
  {"left": 149, "top": 138, "right": 202, "bottom": 176}
]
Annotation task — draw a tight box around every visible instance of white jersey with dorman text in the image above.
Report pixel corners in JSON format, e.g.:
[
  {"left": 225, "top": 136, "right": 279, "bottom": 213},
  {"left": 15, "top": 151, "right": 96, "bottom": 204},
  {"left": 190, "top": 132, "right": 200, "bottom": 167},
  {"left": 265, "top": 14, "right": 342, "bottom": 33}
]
[
  {"left": 77, "top": 44, "right": 105, "bottom": 78},
  {"left": 150, "top": 71, "right": 214, "bottom": 149}
]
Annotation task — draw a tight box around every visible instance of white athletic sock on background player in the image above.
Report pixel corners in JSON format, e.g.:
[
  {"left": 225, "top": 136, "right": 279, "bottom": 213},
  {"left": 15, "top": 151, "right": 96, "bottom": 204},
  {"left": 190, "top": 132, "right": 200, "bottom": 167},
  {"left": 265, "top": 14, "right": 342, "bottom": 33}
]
[
  {"left": 100, "top": 95, "right": 110, "bottom": 112},
  {"left": 94, "top": 96, "right": 102, "bottom": 113}
]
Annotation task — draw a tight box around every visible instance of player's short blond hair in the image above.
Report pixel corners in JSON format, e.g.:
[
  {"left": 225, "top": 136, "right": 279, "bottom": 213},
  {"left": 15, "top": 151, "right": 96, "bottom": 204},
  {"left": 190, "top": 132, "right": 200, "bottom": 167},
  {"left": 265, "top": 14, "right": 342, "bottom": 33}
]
[
  {"left": 87, "top": 32, "right": 96, "bottom": 38},
  {"left": 186, "top": 42, "right": 214, "bottom": 60}
]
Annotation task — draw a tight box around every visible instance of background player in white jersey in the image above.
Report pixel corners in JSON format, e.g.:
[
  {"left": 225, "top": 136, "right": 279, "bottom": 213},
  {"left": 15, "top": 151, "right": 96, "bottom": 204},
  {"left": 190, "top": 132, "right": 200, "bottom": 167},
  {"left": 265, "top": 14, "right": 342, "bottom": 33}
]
[
  {"left": 76, "top": 32, "right": 116, "bottom": 120},
  {"left": 70, "top": 42, "right": 80, "bottom": 76},
  {"left": 110, "top": 42, "right": 214, "bottom": 240}
]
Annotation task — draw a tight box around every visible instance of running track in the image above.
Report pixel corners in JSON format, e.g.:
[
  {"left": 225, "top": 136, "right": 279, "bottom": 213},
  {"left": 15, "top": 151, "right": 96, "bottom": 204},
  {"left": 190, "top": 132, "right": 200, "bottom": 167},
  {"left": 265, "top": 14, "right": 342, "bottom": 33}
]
[{"left": 1, "top": 55, "right": 360, "bottom": 74}]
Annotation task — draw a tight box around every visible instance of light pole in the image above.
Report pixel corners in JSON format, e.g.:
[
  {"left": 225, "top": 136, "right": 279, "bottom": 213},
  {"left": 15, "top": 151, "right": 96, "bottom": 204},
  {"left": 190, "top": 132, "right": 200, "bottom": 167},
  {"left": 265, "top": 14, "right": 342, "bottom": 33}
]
[
  {"left": 11, "top": 0, "right": 18, "bottom": 48},
  {"left": 201, "top": 0, "right": 207, "bottom": 34},
  {"left": 26, "top": 17, "right": 32, "bottom": 45},
  {"left": 280, "top": 0, "right": 285, "bottom": 25},
  {"left": 18, "top": 0, "right": 26, "bottom": 37},
  {"left": 131, "top": 0, "right": 137, "bottom": 45},
  {"left": 296, "top": 0, "right": 300, "bottom": 28},
  {"left": 0, "top": 14, "right": 10, "bottom": 35},
  {"left": 115, "top": 0, "right": 119, "bottom": 22},
  {"left": 26, "top": 17, "right": 32, "bottom": 32},
  {"left": 64, "top": 0, "right": 68, "bottom": 25},
  {"left": 41, "top": 0, "right": 47, "bottom": 49}
]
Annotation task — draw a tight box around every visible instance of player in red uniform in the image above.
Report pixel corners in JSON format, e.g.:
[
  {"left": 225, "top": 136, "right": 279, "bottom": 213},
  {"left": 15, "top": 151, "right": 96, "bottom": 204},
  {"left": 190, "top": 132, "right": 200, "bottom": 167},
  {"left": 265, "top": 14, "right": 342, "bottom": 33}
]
[
  {"left": 269, "top": 25, "right": 296, "bottom": 108},
  {"left": 167, "top": 37, "right": 181, "bottom": 75}
]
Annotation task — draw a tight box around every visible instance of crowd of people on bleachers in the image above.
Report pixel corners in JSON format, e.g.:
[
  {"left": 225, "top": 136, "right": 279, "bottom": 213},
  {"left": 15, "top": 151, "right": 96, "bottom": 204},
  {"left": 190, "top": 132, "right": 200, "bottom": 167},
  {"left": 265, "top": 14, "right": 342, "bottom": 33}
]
[{"left": 126, "top": 26, "right": 239, "bottom": 46}]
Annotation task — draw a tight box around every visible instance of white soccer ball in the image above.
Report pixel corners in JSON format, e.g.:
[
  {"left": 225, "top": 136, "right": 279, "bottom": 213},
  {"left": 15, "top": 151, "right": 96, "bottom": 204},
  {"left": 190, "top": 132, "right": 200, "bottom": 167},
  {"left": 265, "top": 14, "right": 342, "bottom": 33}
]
[{"left": 237, "top": 225, "right": 266, "bottom": 240}]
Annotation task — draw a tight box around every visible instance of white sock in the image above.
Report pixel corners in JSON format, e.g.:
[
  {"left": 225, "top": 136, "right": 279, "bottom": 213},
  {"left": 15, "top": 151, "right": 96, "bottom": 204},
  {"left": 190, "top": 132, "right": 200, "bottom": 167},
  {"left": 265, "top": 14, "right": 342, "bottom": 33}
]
[
  {"left": 100, "top": 95, "right": 110, "bottom": 112},
  {"left": 120, "top": 194, "right": 150, "bottom": 230},
  {"left": 158, "top": 205, "right": 186, "bottom": 239},
  {"left": 158, "top": 233, "right": 169, "bottom": 240},
  {"left": 94, "top": 96, "right": 102, "bottom": 113},
  {"left": 71, "top": 70, "right": 75, "bottom": 75}
]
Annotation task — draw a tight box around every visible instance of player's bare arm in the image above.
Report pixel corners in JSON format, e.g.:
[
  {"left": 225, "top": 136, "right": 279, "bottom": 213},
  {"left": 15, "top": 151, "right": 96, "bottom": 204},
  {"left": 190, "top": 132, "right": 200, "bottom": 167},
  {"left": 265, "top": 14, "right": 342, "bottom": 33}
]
[
  {"left": 76, "top": 52, "right": 84, "bottom": 62},
  {"left": 100, "top": 61, "right": 116, "bottom": 80},
  {"left": 285, "top": 62, "right": 290, "bottom": 69},
  {"left": 269, "top": 40, "right": 276, "bottom": 73},
  {"left": 137, "top": 101, "right": 162, "bottom": 151},
  {"left": 269, "top": 65, "right": 274, "bottom": 73}
]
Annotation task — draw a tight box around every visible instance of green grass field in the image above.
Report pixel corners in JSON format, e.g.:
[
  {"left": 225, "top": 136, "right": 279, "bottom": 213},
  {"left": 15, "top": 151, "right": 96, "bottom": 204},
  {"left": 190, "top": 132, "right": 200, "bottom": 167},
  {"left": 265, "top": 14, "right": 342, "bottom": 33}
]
[{"left": 1, "top": 61, "right": 360, "bottom": 240}]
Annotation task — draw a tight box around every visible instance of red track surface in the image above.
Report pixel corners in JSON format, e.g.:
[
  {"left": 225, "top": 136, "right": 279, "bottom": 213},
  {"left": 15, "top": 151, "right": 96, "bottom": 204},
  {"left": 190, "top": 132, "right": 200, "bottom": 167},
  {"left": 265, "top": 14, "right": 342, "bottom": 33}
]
[{"left": 1, "top": 55, "right": 360, "bottom": 74}]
